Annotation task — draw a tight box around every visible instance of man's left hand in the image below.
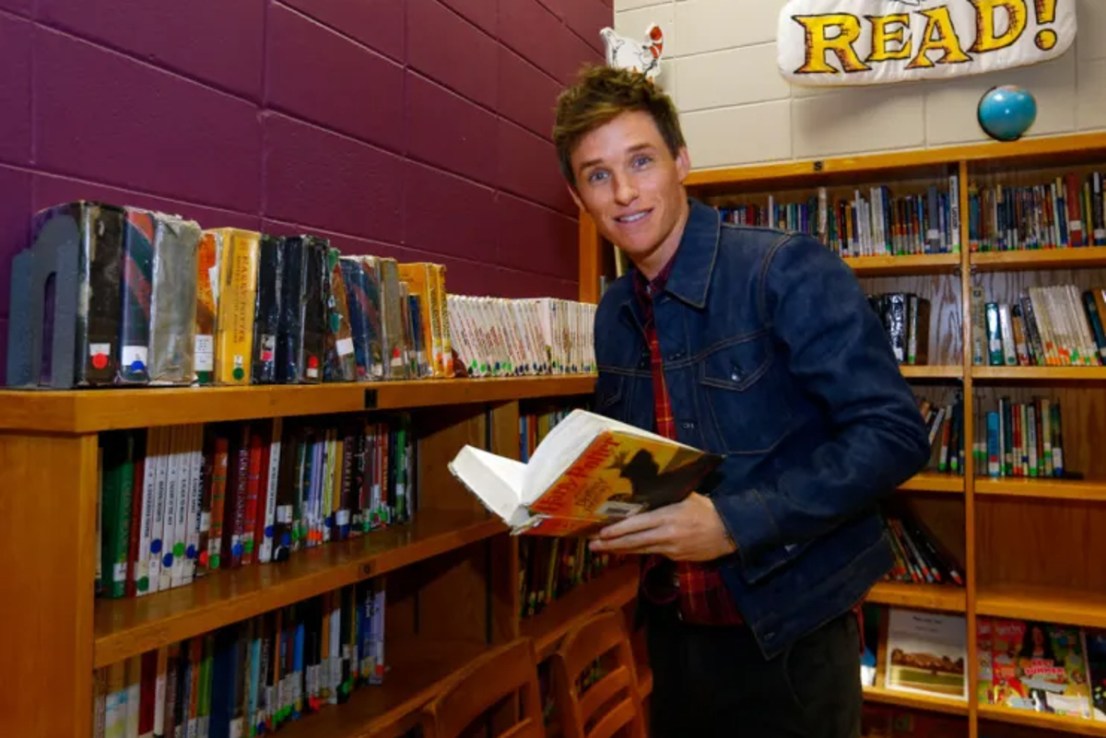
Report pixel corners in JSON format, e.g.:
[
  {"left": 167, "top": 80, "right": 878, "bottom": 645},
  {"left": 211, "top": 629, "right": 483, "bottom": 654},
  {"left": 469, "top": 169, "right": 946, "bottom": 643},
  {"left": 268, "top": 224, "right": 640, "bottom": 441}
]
[{"left": 589, "top": 492, "right": 737, "bottom": 561}]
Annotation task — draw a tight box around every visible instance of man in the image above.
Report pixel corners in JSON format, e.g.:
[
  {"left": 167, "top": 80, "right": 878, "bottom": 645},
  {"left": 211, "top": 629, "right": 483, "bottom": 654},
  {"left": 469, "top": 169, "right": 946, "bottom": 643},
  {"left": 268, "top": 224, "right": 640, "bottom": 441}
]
[{"left": 553, "top": 65, "right": 931, "bottom": 737}]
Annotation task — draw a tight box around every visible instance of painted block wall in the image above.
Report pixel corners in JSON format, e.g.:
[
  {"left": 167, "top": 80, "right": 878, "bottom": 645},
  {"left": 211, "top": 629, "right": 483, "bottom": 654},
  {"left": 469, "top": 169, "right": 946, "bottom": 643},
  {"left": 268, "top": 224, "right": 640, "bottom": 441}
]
[
  {"left": 0, "top": 0, "right": 613, "bottom": 379},
  {"left": 614, "top": 0, "right": 1106, "bottom": 170}
]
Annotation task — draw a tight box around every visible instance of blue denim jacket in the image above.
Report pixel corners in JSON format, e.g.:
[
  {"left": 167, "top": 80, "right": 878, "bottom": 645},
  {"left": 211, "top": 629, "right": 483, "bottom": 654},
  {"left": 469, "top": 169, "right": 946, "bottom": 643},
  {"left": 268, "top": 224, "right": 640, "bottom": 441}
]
[{"left": 594, "top": 198, "right": 931, "bottom": 659}]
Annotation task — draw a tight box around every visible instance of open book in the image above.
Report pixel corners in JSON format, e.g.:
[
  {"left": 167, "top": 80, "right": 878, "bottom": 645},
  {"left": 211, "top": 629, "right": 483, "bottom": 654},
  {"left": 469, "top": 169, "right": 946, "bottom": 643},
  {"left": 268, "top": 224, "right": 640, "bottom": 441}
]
[{"left": 448, "top": 409, "right": 722, "bottom": 536}]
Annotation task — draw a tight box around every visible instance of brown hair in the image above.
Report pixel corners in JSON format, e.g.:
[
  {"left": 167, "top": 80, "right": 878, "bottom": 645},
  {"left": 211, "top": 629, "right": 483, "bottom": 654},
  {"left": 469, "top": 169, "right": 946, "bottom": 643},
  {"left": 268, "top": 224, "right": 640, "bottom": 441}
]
[{"left": 553, "top": 65, "right": 685, "bottom": 186}]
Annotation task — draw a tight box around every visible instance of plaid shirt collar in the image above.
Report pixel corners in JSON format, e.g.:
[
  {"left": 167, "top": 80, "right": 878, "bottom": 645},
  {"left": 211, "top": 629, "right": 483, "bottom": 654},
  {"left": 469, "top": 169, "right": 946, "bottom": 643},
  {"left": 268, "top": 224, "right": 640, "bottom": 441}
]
[{"left": 631, "top": 250, "right": 678, "bottom": 311}]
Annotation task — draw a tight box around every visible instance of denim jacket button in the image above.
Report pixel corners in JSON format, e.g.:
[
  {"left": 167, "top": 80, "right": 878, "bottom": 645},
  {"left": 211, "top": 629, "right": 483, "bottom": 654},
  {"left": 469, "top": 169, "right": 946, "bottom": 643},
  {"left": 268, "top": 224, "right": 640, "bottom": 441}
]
[{"left": 730, "top": 370, "right": 741, "bottom": 382}]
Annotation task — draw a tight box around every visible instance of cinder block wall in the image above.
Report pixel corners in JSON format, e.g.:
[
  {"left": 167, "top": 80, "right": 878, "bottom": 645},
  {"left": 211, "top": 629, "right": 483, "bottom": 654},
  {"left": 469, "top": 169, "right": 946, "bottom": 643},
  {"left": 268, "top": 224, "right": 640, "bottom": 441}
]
[
  {"left": 0, "top": 0, "right": 614, "bottom": 379},
  {"left": 615, "top": 0, "right": 1106, "bottom": 169}
]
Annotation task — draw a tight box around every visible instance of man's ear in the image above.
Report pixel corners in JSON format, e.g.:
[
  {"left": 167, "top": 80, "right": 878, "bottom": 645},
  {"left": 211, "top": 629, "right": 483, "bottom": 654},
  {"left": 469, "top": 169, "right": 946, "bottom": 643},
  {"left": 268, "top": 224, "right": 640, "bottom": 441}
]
[
  {"left": 567, "top": 183, "right": 585, "bottom": 211},
  {"left": 676, "top": 146, "right": 691, "bottom": 182}
]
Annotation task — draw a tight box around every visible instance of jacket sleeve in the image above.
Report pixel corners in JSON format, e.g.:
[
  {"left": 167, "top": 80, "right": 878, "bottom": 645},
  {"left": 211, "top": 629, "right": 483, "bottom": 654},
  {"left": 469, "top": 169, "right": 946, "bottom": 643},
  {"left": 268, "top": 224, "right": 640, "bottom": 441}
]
[{"left": 711, "top": 232, "right": 931, "bottom": 580}]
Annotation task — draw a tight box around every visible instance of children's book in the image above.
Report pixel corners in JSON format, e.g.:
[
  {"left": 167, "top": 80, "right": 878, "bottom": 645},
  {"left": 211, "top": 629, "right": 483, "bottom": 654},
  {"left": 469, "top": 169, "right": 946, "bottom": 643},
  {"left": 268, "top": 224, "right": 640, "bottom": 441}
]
[
  {"left": 448, "top": 409, "right": 722, "bottom": 536},
  {"left": 884, "top": 608, "right": 967, "bottom": 700}
]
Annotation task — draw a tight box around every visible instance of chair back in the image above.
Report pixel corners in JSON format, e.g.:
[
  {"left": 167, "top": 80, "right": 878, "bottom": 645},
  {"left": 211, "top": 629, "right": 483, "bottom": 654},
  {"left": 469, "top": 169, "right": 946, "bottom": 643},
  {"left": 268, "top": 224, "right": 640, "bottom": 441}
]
[
  {"left": 420, "top": 638, "right": 546, "bottom": 738},
  {"left": 551, "top": 610, "right": 646, "bottom": 738}
]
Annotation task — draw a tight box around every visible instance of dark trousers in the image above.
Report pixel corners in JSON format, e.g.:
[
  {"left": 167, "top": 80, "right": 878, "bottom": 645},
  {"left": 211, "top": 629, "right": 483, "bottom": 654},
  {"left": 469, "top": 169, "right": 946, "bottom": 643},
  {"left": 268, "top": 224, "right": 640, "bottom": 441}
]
[{"left": 644, "top": 604, "right": 862, "bottom": 738}]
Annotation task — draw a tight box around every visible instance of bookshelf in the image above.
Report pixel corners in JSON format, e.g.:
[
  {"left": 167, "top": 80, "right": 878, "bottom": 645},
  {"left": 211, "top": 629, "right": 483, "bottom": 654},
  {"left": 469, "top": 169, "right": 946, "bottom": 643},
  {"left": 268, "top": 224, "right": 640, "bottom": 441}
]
[
  {"left": 0, "top": 376, "right": 663, "bottom": 737},
  {"left": 579, "top": 131, "right": 1106, "bottom": 737}
]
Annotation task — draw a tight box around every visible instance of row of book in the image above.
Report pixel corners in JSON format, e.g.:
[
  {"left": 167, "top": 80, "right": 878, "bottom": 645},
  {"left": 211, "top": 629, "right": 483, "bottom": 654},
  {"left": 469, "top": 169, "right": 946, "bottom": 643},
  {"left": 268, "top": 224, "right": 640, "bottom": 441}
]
[
  {"left": 8, "top": 201, "right": 597, "bottom": 390},
  {"left": 880, "top": 508, "right": 964, "bottom": 588},
  {"left": 978, "top": 616, "right": 1106, "bottom": 721},
  {"left": 869, "top": 292, "right": 932, "bottom": 366},
  {"left": 917, "top": 393, "right": 965, "bottom": 477},
  {"left": 973, "top": 396, "right": 1066, "bottom": 480},
  {"left": 518, "top": 536, "right": 615, "bottom": 619},
  {"left": 94, "top": 581, "right": 386, "bottom": 738},
  {"left": 95, "top": 414, "right": 415, "bottom": 600},
  {"left": 968, "top": 172, "right": 1106, "bottom": 252},
  {"left": 971, "top": 285, "right": 1106, "bottom": 368},
  {"left": 717, "top": 179, "right": 962, "bottom": 258},
  {"left": 451, "top": 296, "right": 595, "bottom": 378}
]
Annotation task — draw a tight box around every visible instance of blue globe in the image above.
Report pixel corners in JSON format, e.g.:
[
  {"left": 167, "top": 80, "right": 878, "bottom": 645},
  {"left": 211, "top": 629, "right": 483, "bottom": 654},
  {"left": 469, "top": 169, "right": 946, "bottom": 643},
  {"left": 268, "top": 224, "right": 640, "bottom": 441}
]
[{"left": 978, "top": 85, "right": 1037, "bottom": 142}]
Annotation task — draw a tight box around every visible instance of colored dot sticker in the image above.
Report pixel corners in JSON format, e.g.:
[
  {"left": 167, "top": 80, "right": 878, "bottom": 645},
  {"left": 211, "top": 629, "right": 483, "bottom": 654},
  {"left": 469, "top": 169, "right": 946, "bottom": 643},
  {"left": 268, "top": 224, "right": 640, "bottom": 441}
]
[
  {"left": 233, "top": 367, "right": 244, "bottom": 381},
  {"left": 136, "top": 576, "right": 149, "bottom": 592},
  {"left": 308, "top": 356, "right": 319, "bottom": 369},
  {"left": 210, "top": 554, "right": 221, "bottom": 569},
  {"left": 186, "top": 544, "right": 197, "bottom": 559},
  {"left": 162, "top": 553, "right": 173, "bottom": 568},
  {"left": 244, "top": 540, "right": 254, "bottom": 554},
  {"left": 151, "top": 539, "right": 162, "bottom": 555},
  {"left": 173, "top": 542, "right": 185, "bottom": 557},
  {"left": 232, "top": 542, "right": 244, "bottom": 557},
  {"left": 325, "top": 515, "right": 335, "bottom": 528},
  {"left": 281, "top": 532, "right": 292, "bottom": 546},
  {"left": 129, "top": 359, "right": 145, "bottom": 372},
  {"left": 265, "top": 525, "right": 274, "bottom": 538},
  {"left": 198, "top": 551, "right": 209, "bottom": 567},
  {"left": 91, "top": 353, "right": 108, "bottom": 370}
]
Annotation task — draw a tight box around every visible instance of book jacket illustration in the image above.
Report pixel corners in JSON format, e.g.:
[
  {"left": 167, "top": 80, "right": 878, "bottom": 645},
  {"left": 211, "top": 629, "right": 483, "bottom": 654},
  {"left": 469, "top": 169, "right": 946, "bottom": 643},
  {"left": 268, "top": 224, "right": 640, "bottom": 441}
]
[{"left": 525, "top": 431, "right": 720, "bottom": 536}]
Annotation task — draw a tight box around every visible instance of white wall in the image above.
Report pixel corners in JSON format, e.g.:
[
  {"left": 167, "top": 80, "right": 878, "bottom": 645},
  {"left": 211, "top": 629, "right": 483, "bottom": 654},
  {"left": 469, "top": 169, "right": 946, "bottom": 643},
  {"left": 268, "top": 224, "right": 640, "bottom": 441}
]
[{"left": 613, "top": 0, "right": 1106, "bottom": 170}]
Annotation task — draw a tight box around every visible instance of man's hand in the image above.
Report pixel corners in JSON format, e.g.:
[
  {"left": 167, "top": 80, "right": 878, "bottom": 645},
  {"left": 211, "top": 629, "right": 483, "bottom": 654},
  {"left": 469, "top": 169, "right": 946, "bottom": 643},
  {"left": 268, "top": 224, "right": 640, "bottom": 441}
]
[{"left": 589, "top": 492, "right": 737, "bottom": 562}]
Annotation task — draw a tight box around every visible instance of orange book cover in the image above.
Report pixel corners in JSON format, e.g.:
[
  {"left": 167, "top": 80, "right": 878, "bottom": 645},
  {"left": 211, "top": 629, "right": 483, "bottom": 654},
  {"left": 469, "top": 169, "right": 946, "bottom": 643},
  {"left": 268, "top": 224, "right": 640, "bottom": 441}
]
[{"left": 448, "top": 409, "right": 721, "bottom": 536}]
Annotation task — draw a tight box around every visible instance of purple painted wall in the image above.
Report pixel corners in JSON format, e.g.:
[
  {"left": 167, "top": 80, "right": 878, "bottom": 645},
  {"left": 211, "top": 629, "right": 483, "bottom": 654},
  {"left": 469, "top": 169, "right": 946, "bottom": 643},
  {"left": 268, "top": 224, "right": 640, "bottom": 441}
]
[{"left": 0, "top": 0, "right": 612, "bottom": 377}]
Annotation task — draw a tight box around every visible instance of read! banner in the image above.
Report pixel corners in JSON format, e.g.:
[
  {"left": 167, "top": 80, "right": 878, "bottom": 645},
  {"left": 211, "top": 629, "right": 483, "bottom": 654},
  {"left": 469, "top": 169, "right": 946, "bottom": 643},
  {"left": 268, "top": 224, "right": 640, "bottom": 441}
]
[{"left": 778, "top": 0, "right": 1076, "bottom": 86}]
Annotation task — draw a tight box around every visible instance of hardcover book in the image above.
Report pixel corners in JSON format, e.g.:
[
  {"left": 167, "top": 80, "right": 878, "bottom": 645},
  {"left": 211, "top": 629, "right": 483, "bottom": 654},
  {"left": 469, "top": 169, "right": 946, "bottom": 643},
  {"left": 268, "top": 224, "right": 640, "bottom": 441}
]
[
  {"left": 148, "top": 213, "right": 201, "bottom": 385},
  {"left": 448, "top": 409, "right": 721, "bottom": 536},
  {"left": 119, "top": 208, "right": 157, "bottom": 384}
]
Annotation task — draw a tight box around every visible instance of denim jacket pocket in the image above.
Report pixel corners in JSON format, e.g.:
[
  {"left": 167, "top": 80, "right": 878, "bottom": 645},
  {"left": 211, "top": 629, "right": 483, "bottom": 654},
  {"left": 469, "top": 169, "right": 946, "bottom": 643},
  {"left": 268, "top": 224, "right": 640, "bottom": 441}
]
[{"left": 697, "top": 332, "right": 793, "bottom": 455}]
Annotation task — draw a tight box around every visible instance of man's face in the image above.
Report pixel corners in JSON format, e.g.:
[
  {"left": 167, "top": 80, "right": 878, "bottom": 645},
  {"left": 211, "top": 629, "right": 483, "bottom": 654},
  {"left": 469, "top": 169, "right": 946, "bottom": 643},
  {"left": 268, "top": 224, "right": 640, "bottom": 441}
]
[{"left": 568, "top": 110, "right": 690, "bottom": 272}]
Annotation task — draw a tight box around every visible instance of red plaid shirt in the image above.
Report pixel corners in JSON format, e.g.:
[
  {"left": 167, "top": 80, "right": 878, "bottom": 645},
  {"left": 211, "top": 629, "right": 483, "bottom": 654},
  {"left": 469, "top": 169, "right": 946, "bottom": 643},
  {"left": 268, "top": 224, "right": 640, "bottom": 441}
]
[{"left": 633, "top": 262, "right": 745, "bottom": 626}]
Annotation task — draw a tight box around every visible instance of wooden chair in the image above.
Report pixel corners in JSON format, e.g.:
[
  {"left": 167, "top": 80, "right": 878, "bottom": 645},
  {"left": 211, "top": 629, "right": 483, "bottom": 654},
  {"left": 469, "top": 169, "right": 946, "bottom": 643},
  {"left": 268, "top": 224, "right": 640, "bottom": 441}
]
[
  {"left": 550, "top": 610, "right": 646, "bottom": 738},
  {"left": 419, "top": 638, "right": 546, "bottom": 738}
]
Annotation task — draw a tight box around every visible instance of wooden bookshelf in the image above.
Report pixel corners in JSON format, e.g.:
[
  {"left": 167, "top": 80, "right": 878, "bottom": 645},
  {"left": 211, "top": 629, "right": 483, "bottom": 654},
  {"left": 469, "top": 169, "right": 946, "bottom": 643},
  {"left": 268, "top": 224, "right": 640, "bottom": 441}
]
[
  {"left": 93, "top": 509, "right": 504, "bottom": 668},
  {"left": 974, "top": 477, "right": 1106, "bottom": 502},
  {"left": 862, "top": 685, "right": 969, "bottom": 716},
  {"left": 576, "top": 131, "right": 1106, "bottom": 738},
  {"left": 977, "top": 704, "right": 1106, "bottom": 736},
  {"left": 971, "top": 366, "right": 1106, "bottom": 383},
  {"left": 971, "top": 246, "right": 1106, "bottom": 273},
  {"left": 899, "top": 472, "right": 965, "bottom": 494},
  {"left": 520, "top": 563, "right": 639, "bottom": 660},
  {"left": 976, "top": 584, "right": 1106, "bottom": 631},
  {"left": 866, "top": 581, "right": 966, "bottom": 613},
  {"left": 0, "top": 375, "right": 608, "bottom": 737},
  {"left": 847, "top": 253, "right": 961, "bottom": 277},
  {"left": 274, "top": 637, "right": 490, "bottom": 738},
  {"left": 900, "top": 365, "right": 964, "bottom": 380},
  {"left": 0, "top": 375, "right": 598, "bottom": 433}
]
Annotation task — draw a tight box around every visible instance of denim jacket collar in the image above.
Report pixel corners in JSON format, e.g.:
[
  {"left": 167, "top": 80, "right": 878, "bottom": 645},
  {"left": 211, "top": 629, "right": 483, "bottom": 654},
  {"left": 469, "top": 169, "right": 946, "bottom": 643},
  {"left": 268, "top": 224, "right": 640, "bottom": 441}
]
[
  {"left": 665, "top": 198, "right": 721, "bottom": 310},
  {"left": 618, "top": 197, "right": 719, "bottom": 329}
]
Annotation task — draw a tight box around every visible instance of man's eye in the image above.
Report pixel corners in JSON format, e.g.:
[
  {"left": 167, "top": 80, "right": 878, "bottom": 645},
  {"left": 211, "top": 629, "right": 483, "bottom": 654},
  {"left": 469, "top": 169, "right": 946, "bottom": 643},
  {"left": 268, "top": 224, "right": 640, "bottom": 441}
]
[
  {"left": 587, "top": 170, "right": 609, "bottom": 184},
  {"left": 632, "top": 155, "right": 652, "bottom": 168}
]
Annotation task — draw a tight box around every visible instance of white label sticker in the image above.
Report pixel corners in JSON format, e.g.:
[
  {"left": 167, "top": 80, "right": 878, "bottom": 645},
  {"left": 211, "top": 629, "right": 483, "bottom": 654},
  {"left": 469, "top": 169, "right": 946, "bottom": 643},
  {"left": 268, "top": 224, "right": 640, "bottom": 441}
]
[
  {"left": 337, "top": 337, "right": 355, "bottom": 357},
  {"left": 194, "top": 335, "right": 214, "bottom": 371}
]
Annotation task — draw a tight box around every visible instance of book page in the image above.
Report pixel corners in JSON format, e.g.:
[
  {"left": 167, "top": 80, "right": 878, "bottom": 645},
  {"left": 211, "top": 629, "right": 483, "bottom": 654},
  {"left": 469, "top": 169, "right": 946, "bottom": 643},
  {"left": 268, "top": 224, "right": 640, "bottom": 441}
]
[{"left": 448, "top": 446, "right": 528, "bottom": 526}]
